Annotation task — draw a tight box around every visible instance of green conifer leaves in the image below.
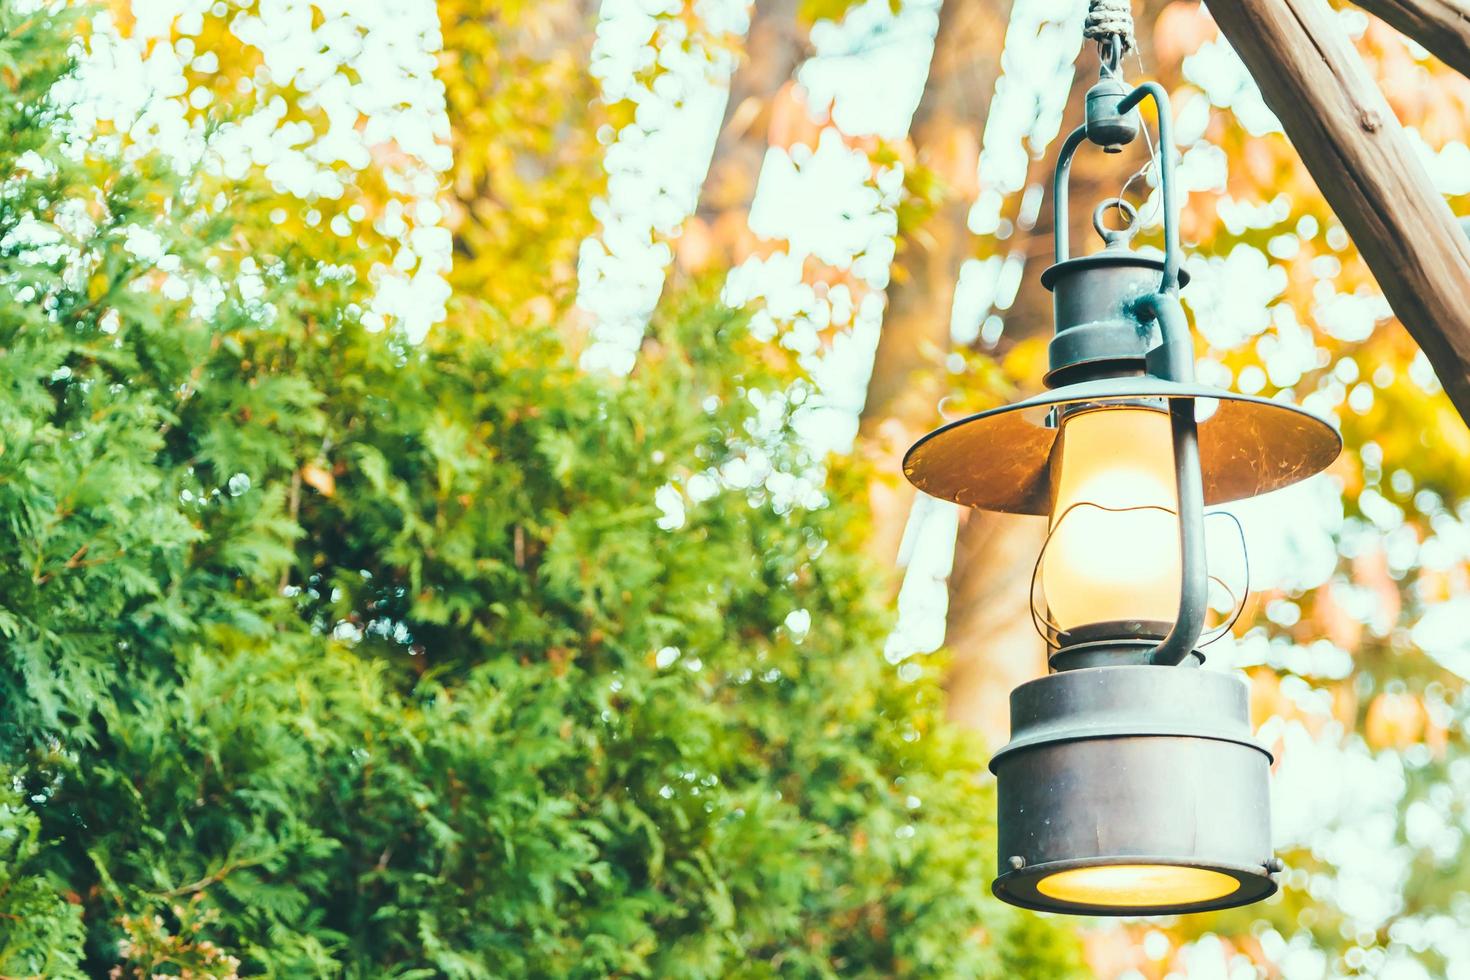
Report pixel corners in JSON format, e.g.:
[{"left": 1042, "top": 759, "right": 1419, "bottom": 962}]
[{"left": 0, "top": 7, "right": 1084, "bottom": 977}]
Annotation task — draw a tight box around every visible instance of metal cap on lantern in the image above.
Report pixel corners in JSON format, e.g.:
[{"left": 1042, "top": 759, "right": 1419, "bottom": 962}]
[{"left": 901, "top": 29, "right": 1341, "bottom": 916}]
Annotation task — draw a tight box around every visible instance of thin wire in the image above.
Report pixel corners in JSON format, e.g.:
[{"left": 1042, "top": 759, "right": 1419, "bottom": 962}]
[
  {"left": 1197, "top": 510, "right": 1252, "bottom": 647},
  {"left": 1026, "top": 500, "right": 1252, "bottom": 649},
  {"left": 1027, "top": 499, "right": 1182, "bottom": 644},
  {"left": 1116, "top": 117, "right": 1162, "bottom": 233},
  {"left": 1100, "top": 2, "right": 1163, "bottom": 234}
]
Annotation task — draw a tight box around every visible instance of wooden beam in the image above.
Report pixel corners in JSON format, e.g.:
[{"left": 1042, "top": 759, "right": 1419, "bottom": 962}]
[
  {"left": 1354, "top": 0, "right": 1470, "bottom": 79},
  {"left": 1206, "top": 0, "right": 1470, "bottom": 426}
]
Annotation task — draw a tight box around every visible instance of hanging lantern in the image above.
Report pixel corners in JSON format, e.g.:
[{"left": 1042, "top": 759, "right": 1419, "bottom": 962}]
[{"left": 902, "top": 66, "right": 1341, "bottom": 915}]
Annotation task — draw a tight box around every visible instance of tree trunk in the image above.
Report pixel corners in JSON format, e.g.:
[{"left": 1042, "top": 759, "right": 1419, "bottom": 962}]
[
  {"left": 699, "top": 0, "right": 807, "bottom": 234},
  {"left": 861, "top": 0, "right": 1010, "bottom": 570},
  {"left": 1208, "top": 0, "right": 1470, "bottom": 426},
  {"left": 862, "top": 0, "right": 1009, "bottom": 429},
  {"left": 937, "top": 0, "right": 1192, "bottom": 743},
  {"left": 943, "top": 511, "right": 1047, "bottom": 743},
  {"left": 1353, "top": 0, "right": 1470, "bottom": 79}
]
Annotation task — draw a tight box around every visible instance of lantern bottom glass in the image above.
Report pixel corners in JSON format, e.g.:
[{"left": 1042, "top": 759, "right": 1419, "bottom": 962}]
[{"left": 1035, "top": 863, "right": 1240, "bottom": 908}]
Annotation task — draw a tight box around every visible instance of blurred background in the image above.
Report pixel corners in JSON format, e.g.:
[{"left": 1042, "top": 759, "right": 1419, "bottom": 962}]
[{"left": 58, "top": 0, "right": 1470, "bottom": 975}]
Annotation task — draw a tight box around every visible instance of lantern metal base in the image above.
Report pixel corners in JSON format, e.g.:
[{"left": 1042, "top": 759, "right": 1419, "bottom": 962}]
[
  {"left": 990, "top": 665, "right": 1277, "bottom": 916},
  {"left": 1049, "top": 621, "right": 1204, "bottom": 671}
]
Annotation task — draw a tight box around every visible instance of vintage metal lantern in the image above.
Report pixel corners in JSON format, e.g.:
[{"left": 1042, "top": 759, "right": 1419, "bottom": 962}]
[{"left": 902, "top": 66, "right": 1341, "bottom": 915}]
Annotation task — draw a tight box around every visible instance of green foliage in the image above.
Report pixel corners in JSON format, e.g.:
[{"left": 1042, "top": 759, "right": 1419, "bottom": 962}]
[
  {"left": 0, "top": 783, "right": 86, "bottom": 977},
  {"left": 0, "top": 5, "right": 1085, "bottom": 977}
]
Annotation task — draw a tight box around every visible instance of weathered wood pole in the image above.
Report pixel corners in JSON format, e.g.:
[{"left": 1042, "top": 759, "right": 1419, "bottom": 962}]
[
  {"left": 1206, "top": 0, "right": 1470, "bottom": 425},
  {"left": 1354, "top": 0, "right": 1470, "bottom": 80}
]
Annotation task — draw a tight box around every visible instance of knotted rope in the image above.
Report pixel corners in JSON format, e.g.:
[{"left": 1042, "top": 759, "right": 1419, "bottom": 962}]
[{"left": 1083, "top": 0, "right": 1135, "bottom": 53}]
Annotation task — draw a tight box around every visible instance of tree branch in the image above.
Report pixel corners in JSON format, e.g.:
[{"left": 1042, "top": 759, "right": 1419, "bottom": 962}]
[
  {"left": 1207, "top": 0, "right": 1470, "bottom": 426},
  {"left": 1354, "top": 0, "right": 1470, "bottom": 79}
]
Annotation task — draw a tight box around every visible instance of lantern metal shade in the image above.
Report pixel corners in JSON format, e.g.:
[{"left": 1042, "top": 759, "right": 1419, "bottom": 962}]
[
  {"left": 902, "top": 376, "right": 1341, "bottom": 516},
  {"left": 989, "top": 665, "right": 1278, "bottom": 916}
]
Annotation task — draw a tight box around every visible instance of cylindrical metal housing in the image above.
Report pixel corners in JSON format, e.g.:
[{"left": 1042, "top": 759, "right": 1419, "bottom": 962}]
[
  {"left": 989, "top": 665, "right": 1277, "bottom": 915},
  {"left": 1040, "top": 253, "right": 1189, "bottom": 386}
]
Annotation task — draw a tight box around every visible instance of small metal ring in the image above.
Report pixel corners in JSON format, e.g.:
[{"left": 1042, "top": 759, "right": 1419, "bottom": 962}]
[{"left": 1092, "top": 197, "right": 1138, "bottom": 247}]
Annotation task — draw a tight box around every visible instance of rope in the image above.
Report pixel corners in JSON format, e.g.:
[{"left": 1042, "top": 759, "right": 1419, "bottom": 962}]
[{"left": 1083, "top": 0, "right": 1135, "bottom": 53}]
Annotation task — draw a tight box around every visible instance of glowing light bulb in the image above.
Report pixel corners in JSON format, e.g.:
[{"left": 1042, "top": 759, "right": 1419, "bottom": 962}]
[
  {"left": 1035, "top": 863, "right": 1240, "bottom": 908},
  {"left": 1041, "top": 407, "right": 1181, "bottom": 633}
]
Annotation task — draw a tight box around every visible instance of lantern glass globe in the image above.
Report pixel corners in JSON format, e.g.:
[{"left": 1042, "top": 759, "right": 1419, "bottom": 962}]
[{"left": 1042, "top": 406, "right": 1181, "bottom": 633}]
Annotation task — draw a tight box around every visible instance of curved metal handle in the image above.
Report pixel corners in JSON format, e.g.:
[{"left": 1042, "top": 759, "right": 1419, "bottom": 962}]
[
  {"left": 1051, "top": 81, "right": 1181, "bottom": 295},
  {"left": 1148, "top": 397, "right": 1207, "bottom": 665},
  {"left": 1136, "top": 285, "right": 1195, "bottom": 383},
  {"left": 1051, "top": 124, "right": 1090, "bottom": 267},
  {"left": 1132, "top": 291, "right": 1206, "bottom": 666},
  {"left": 1119, "top": 82, "right": 1180, "bottom": 294}
]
